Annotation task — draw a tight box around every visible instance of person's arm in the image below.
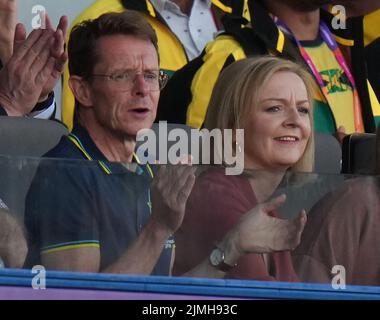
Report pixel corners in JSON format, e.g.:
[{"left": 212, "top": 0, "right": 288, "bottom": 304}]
[
  {"left": 40, "top": 219, "right": 172, "bottom": 274},
  {"left": 105, "top": 164, "right": 196, "bottom": 274},
  {"left": 102, "top": 219, "right": 177, "bottom": 274},
  {"left": 183, "top": 195, "right": 307, "bottom": 278},
  {"left": 40, "top": 220, "right": 173, "bottom": 274},
  {"left": 0, "top": 93, "right": 56, "bottom": 119},
  {"left": 39, "top": 165, "right": 196, "bottom": 274},
  {"left": 0, "top": 208, "right": 27, "bottom": 268}
]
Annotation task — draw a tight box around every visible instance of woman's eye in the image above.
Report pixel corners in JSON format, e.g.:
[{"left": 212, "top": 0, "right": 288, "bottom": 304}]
[
  {"left": 266, "top": 106, "right": 281, "bottom": 112},
  {"left": 298, "top": 106, "right": 309, "bottom": 114}
]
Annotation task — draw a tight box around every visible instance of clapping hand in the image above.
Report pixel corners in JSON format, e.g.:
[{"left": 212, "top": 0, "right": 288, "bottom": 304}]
[
  {"left": 39, "top": 14, "right": 68, "bottom": 102},
  {"left": 0, "top": 0, "right": 17, "bottom": 63},
  {"left": 150, "top": 156, "right": 196, "bottom": 235},
  {"left": 0, "top": 15, "right": 68, "bottom": 116},
  {"left": 225, "top": 194, "right": 307, "bottom": 257}
]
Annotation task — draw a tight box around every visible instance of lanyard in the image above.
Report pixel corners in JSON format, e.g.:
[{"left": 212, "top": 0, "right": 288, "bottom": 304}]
[
  {"left": 68, "top": 133, "right": 154, "bottom": 178},
  {"left": 274, "top": 18, "right": 364, "bottom": 133}
]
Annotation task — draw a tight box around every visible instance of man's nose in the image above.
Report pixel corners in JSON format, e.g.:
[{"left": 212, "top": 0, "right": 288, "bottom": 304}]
[{"left": 132, "top": 74, "right": 149, "bottom": 96}]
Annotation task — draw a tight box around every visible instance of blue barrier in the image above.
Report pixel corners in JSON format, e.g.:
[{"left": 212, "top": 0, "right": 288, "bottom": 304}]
[{"left": 1, "top": 268, "right": 380, "bottom": 300}]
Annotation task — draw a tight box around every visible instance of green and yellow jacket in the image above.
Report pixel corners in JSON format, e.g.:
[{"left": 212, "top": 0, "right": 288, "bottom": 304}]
[
  {"left": 62, "top": 0, "right": 234, "bottom": 131},
  {"left": 158, "top": 0, "right": 380, "bottom": 134}
]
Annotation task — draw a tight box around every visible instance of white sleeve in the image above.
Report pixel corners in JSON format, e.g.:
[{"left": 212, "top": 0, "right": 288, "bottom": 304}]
[{"left": 28, "top": 97, "right": 56, "bottom": 119}]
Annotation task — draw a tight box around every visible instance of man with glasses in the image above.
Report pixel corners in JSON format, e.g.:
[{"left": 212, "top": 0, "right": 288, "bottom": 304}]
[
  {"left": 61, "top": 0, "right": 238, "bottom": 131},
  {"left": 23, "top": 11, "right": 195, "bottom": 275}
]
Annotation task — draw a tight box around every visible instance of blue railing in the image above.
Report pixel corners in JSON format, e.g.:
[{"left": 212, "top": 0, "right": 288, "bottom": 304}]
[{"left": 1, "top": 269, "right": 380, "bottom": 300}]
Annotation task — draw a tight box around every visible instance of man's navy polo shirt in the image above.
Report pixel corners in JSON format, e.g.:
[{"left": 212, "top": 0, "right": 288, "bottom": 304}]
[{"left": 24, "top": 125, "right": 174, "bottom": 275}]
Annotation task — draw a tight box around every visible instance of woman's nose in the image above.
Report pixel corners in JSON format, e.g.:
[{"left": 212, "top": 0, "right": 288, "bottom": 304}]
[{"left": 283, "top": 107, "right": 302, "bottom": 127}]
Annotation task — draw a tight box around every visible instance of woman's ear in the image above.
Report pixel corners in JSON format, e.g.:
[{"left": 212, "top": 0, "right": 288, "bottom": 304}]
[{"left": 69, "top": 76, "right": 93, "bottom": 108}]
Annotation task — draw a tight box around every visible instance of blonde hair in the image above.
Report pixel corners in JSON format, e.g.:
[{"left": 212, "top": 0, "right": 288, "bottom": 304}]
[{"left": 204, "top": 56, "right": 315, "bottom": 173}]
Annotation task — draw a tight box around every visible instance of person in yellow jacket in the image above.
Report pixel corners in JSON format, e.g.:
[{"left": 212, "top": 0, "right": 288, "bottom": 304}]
[
  {"left": 158, "top": 0, "right": 380, "bottom": 138},
  {"left": 62, "top": 0, "right": 237, "bottom": 131},
  {"left": 338, "top": 0, "right": 380, "bottom": 133}
]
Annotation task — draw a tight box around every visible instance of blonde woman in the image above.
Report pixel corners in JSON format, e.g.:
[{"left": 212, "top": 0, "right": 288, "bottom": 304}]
[{"left": 174, "top": 56, "right": 315, "bottom": 281}]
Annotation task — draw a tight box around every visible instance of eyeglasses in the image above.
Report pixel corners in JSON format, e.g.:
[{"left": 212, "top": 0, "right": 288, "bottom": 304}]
[{"left": 88, "top": 69, "right": 169, "bottom": 91}]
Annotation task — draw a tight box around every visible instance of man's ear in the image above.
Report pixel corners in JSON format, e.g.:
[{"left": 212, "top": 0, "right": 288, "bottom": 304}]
[{"left": 69, "top": 76, "right": 93, "bottom": 108}]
